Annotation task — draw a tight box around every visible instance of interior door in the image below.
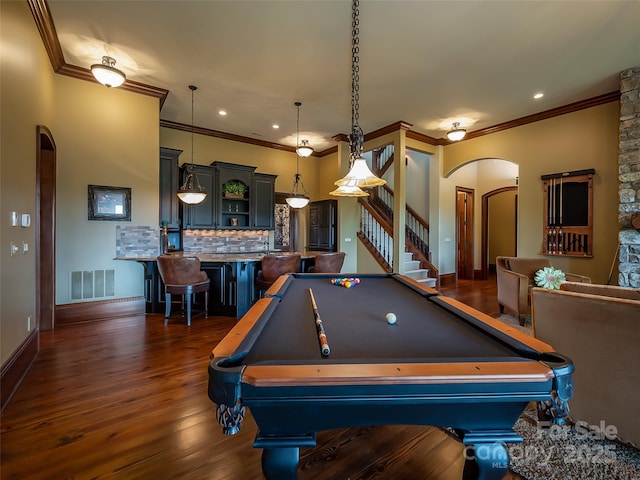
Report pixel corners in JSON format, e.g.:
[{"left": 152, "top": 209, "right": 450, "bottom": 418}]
[
  {"left": 456, "top": 187, "right": 474, "bottom": 280},
  {"left": 37, "top": 126, "right": 56, "bottom": 331}
]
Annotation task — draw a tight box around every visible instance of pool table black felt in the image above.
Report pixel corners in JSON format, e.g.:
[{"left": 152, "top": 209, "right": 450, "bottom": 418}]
[
  {"left": 208, "top": 274, "right": 574, "bottom": 480},
  {"left": 236, "top": 274, "right": 540, "bottom": 366}
]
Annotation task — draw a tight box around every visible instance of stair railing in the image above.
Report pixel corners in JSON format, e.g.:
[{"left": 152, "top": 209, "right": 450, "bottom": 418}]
[
  {"left": 358, "top": 200, "right": 393, "bottom": 272},
  {"left": 372, "top": 185, "right": 430, "bottom": 259},
  {"left": 372, "top": 144, "right": 394, "bottom": 177}
]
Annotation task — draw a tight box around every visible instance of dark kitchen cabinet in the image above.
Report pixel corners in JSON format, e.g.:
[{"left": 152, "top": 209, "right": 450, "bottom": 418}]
[
  {"left": 213, "top": 162, "right": 276, "bottom": 230},
  {"left": 309, "top": 199, "right": 338, "bottom": 251},
  {"left": 233, "top": 260, "right": 257, "bottom": 317},
  {"left": 138, "top": 259, "right": 258, "bottom": 318},
  {"left": 173, "top": 160, "right": 276, "bottom": 230},
  {"left": 202, "top": 263, "right": 228, "bottom": 313},
  {"left": 201, "top": 261, "right": 258, "bottom": 318},
  {"left": 181, "top": 165, "right": 218, "bottom": 229},
  {"left": 159, "top": 147, "right": 182, "bottom": 230},
  {"left": 251, "top": 173, "right": 277, "bottom": 229}
]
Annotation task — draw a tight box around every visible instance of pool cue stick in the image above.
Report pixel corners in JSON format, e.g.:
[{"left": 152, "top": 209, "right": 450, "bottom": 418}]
[{"left": 308, "top": 288, "right": 330, "bottom": 357}]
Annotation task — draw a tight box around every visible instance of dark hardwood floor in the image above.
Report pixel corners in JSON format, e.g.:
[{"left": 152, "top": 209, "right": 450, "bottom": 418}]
[{"left": 1, "top": 274, "right": 523, "bottom": 480}]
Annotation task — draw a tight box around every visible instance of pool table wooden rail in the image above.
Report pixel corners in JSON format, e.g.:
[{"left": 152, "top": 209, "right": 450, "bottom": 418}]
[{"left": 239, "top": 361, "right": 556, "bottom": 388}]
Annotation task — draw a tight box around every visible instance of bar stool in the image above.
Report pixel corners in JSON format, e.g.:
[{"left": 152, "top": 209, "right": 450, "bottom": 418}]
[
  {"left": 156, "top": 255, "right": 210, "bottom": 326},
  {"left": 307, "top": 252, "right": 346, "bottom": 273},
  {"left": 256, "top": 254, "right": 301, "bottom": 297}
]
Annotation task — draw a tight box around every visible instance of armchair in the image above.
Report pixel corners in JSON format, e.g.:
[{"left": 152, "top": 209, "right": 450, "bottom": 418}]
[{"left": 495, "top": 256, "right": 590, "bottom": 325}]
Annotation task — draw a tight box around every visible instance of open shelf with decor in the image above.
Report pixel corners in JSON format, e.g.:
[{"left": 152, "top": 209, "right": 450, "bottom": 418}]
[{"left": 221, "top": 178, "right": 249, "bottom": 228}]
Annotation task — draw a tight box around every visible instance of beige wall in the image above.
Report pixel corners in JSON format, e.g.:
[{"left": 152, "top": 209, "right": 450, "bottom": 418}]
[
  {"left": 489, "top": 189, "right": 517, "bottom": 262},
  {"left": 441, "top": 103, "right": 620, "bottom": 283},
  {"left": 1, "top": 0, "right": 160, "bottom": 365},
  {"left": 54, "top": 76, "right": 159, "bottom": 303},
  {"left": 1, "top": 0, "right": 55, "bottom": 364}
]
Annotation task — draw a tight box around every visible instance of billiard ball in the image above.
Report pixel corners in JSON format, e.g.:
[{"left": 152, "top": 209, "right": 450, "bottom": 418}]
[{"left": 386, "top": 312, "right": 397, "bottom": 325}]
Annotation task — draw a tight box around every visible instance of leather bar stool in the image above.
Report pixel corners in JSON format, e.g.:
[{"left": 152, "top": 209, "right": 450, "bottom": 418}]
[
  {"left": 156, "top": 255, "right": 210, "bottom": 326},
  {"left": 256, "top": 254, "right": 301, "bottom": 297},
  {"left": 307, "top": 252, "right": 346, "bottom": 273}
]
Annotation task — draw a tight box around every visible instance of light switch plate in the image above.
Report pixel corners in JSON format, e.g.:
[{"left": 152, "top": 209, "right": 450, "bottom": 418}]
[
  {"left": 21, "top": 213, "right": 31, "bottom": 227},
  {"left": 11, "top": 212, "right": 18, "bottom": 226}
]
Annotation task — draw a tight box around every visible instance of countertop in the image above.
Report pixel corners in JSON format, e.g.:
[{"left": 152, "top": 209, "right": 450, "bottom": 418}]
[{"left": 115, "top": 251, "right": 323, "bottom": 263}]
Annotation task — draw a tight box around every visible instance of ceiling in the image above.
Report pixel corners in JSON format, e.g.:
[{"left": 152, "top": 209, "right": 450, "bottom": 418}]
[{"left": 47, "top": 0, "right": 640, "bottom": 152}]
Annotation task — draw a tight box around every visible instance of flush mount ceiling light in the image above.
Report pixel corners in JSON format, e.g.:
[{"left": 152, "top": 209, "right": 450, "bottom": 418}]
[
  {"left": 294, "top": 102, "right": 313, "bottom": 157},
  {"left": 296, "top": 140, "right": 313, "bottom": 157},
  {"left": 331, "top": 0, "right": 385, "bottom": 197},
  {"left": 446, "top": 122, "right": 467, "bottom": 142},
  {"left": 90, "top": 55, "right": 126, "bottom": 88},
  {"left": 286, "top": 102, "right": 311, "bottom": 209},
  {"left": 177, "top": 85, "right": 207, "bottom": 205}
]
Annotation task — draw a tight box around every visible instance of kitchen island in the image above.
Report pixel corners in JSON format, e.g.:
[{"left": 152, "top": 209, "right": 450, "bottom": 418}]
[{"left": 117, "top": 251, "right": 321, "bottom": 318}]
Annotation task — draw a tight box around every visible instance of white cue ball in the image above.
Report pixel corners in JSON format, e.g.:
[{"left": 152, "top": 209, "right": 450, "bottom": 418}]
[{"left": 386, "top": 312, "right": 397, "bottom": 325}]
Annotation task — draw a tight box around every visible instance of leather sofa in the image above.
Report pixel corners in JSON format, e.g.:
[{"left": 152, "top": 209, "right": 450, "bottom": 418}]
[
  {"left": 496, "top": 256, "right": 591, "bottom": 325},
  {"left": 531, "top": 282, "right": 640, "bottom": 447}
]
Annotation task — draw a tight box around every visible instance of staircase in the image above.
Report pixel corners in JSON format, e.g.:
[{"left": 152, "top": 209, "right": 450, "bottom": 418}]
[
  {"left": 403, "top": 251, "right": 437, "bottom": 288},
  {"left": 357, "top": 145, "right": 439, "bottom": 287},
  {"left": 358, "top": 196, "right": 438, "bottom": 288}
]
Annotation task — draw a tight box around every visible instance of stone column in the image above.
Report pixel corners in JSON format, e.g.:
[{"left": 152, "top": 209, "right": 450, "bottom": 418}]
[{"left": 618, "top": 66, "right": 640, "bottom": 287}]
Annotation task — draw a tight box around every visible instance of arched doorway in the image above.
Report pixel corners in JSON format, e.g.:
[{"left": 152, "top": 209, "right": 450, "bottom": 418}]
[
  {"left": 37, "top": 125, "right": 56, "bottom": 331},
  {"left": 445, "top": 158, "right": 518, "bottom": 281}
]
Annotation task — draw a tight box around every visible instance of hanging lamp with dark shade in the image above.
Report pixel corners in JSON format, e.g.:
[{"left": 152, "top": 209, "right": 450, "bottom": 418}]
[
  {"left": 177, "top": 85, "right": 207, "bottom": 205},
  {"left": 286, "top": 102, "right": 310, "bottom": 209}
]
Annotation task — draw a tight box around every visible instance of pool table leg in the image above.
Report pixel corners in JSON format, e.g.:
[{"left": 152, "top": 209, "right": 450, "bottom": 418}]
[
  {"left": 261, "top": 447, "right": 300, "bottom": 480},
  {"left": 254, "top": 433, "right": 316, "bottom": 480},
  {"left": 462, "top": 442, "right": 509, "bottom": 480}
]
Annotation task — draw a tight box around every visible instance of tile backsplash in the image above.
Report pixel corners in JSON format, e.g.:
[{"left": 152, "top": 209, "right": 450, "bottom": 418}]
[
  {"left": 183, "top": 229, "right": 269, "bottom": 253},
  {"left": 116, "top": 226, "right": 160, "bottom": 258},
  {"left": 115, "top": 226, "right": 270, "bottom": 258}
]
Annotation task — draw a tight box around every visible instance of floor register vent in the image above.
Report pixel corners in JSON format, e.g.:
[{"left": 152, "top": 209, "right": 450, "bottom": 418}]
[{"left": 70, "top": 269, "right": 115, "bottom": 300}]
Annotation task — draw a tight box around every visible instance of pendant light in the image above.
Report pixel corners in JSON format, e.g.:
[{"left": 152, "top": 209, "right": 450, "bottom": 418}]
[
  {"left": 286, "top": 102, "right": 310, "bottom": 209},
  {"left": 177, "top": 85, "right": 207, "bottom": 205},
  {"left": 91, "top": 56, "right": 126, "bottom": 88},
  {"left": 331, "top": 0, "right": 385, "bottom": 197},
  {"left": 329, "top": 184, "right": 369, "bottom": 197},
  {"left": 446, "top": 122, "right": 467, "bottom": 141}
]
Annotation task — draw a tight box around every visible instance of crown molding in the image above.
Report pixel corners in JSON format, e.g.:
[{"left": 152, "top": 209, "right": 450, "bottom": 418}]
[
  {"left": 160, "top": 120, "right": 318, "bottom": 155},
  {"left": 29, "top": 0, "right": 620, "bottom": 152},
  {"left": 28, "top": 0, "right": 169, "bottom": 106},
  {"left": 439, "top": 91, "right": 620, "bottom": 145}
]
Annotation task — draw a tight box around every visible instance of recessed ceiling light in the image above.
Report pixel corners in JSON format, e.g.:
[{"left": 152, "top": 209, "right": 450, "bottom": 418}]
[
  {"left": 218, "top": 110, "right": 227, "bottom": 116},
  {"left": 533, "top": 92, "right": 544, "bottom": 99},
  {"left": 272, "top": 124, "right": 279, "bottom": 129}
]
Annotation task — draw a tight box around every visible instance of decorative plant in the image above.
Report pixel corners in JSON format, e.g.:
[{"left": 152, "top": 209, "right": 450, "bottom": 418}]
[
  {"left": 223, "top": 180, "right": 247, "bottom": 197},
  {"left": 534, "top": 266, "right": 566, "bottom": 290}
]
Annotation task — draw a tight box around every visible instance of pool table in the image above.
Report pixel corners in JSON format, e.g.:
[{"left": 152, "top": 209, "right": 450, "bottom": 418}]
[{"left": 208, "top": 273, "right": 573, "bottom": 480}]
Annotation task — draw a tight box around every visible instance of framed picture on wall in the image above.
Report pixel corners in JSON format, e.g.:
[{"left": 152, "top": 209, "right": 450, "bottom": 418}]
[{"left": 88, "top": 185, "right": 131, "bottom": 221}]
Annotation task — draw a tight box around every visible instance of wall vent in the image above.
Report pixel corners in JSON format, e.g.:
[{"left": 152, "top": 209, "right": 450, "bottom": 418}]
[{"left": 70, "top": 269, "right": 115, "bottom": 300}]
